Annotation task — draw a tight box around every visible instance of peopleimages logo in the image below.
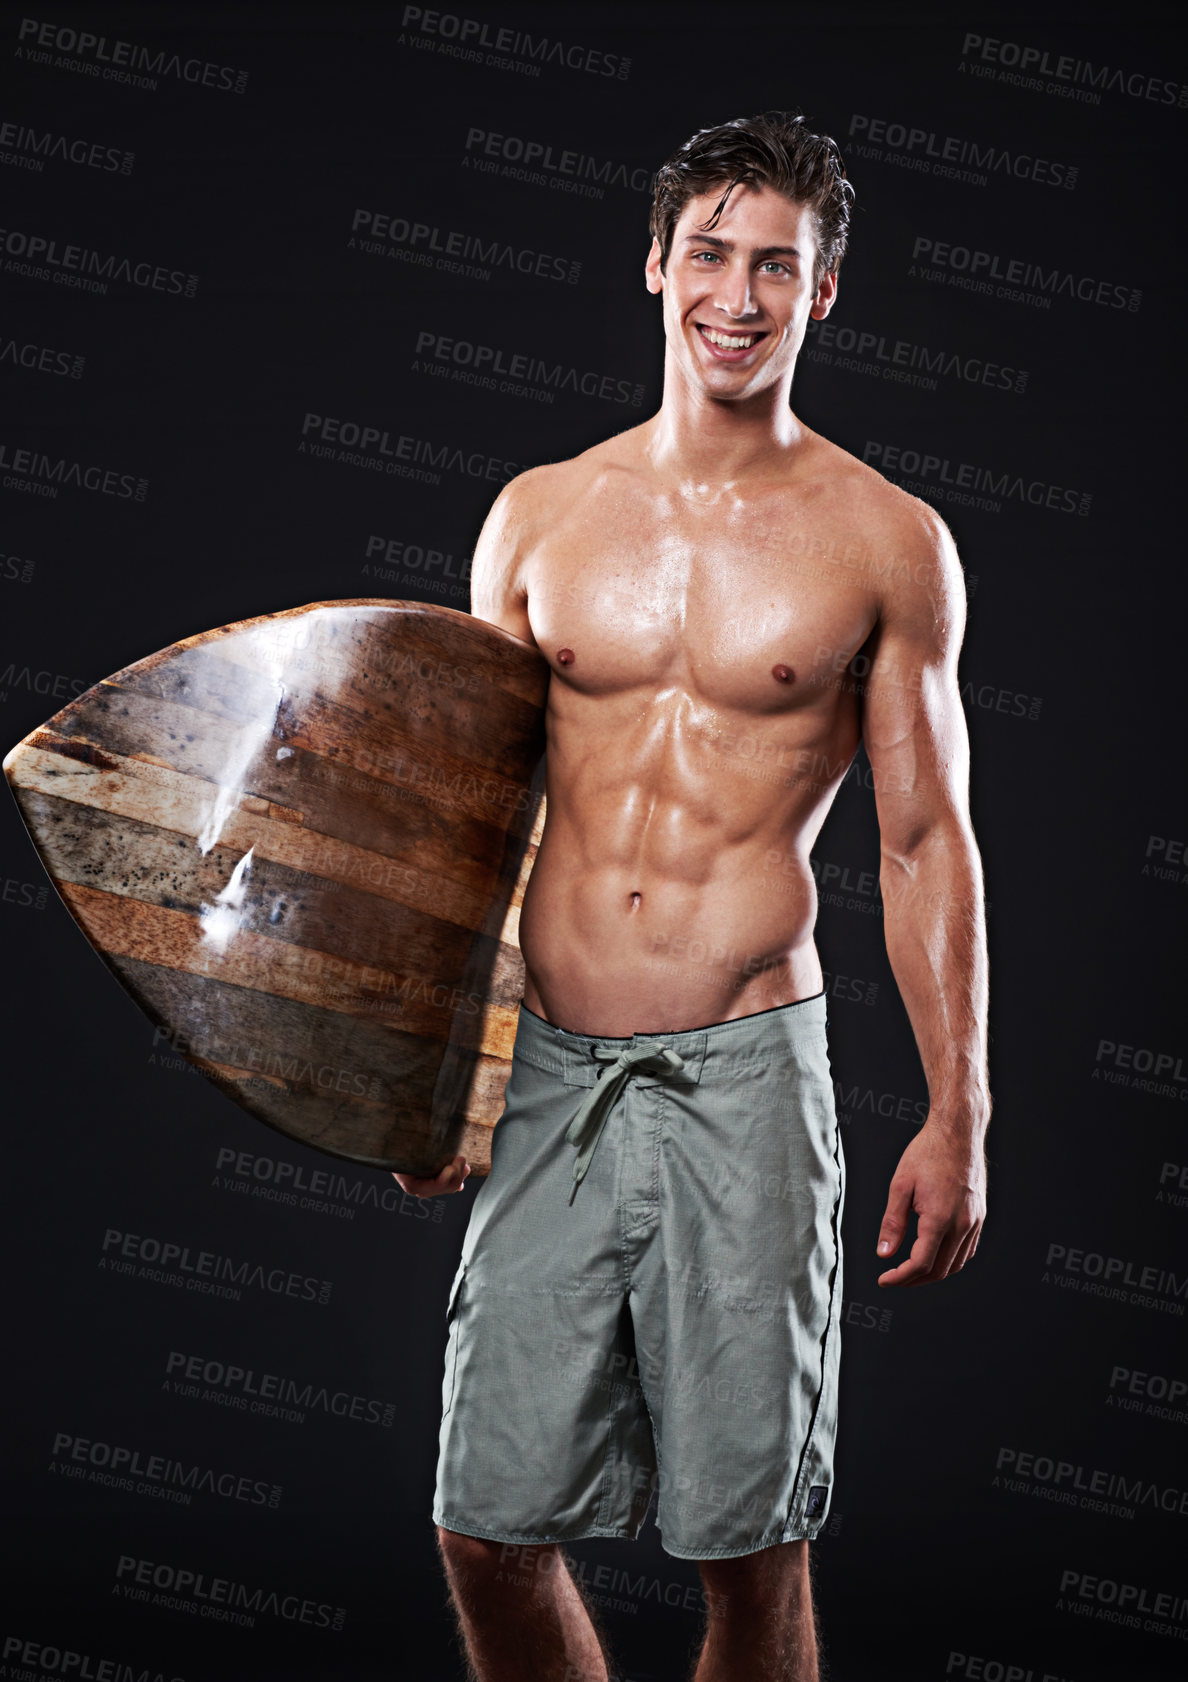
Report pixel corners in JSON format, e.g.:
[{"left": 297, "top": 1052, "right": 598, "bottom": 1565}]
[
  {"left": 0, "top": 660, "right": 87, "bottom": 700},
  {"left": 399, "top": 7, "right": 631, "bottom": 80},
  {"left": 413, "top": 330, "right": 644, "bottom": 408},
  {"left": 804, "top": 318, "right": 1028, "bottom": 394},
  {"left": 0, "top": 440, "right": 146, "bottom": 500},
  {"left": 833, "top": 1083, "right": 930, "bottom": 1127},
  {"left": 463, "top": 127, "right": 653, "bottom": 197},
  {"left": 911, "top": 235, "right": 1140, "bottom": 313},
  {"left": 1, "top": 1635, "right": 184, "bottom": 1682},
  {"left": 1094, "top": 1038, "right": 1186, "bottom": 1084},
  {"left": 848, "top": 113, "right": 1077, "bottom": 190},
  {"left": 0, "top": 120, "right": 134, "bottom": 174},
  {"left": 99, "top": 1227, "right": 333, "bottom": 1306},
  {"left": 995, "top": 1445, "right": 1188, "bottom": 1520},
  {"left": 350, "top": 209, "right": 581, "bottom": 285},
  {"left": 959, "top": 32, "right": 1185, "bottom": 109},
  {"left": 863, "top": 441, "right": 1090, "bottom": 518},
  {"left": 113, "top": 1555, "right": 346, "bottom": 1631},
  {"left": 1056, "top": 1569, "right": 1188, "bottom": 1637},
  {"left": 362, "top": 533, "right": 471, "bottom": 593},
  {"left": 0, "top": 226, "right": 197, "bottom": 296},
  {"left": 15, "top": 17, "right": 249, "bottom": 93},
  {"left": 1044, "top": 1241, "right": 1186, "bottom": 1316},
  {"left": 298, "top": 411, "right": 525, "bottom": 488},
  {"left": 0, "top": 332, "right": 84, "bottom": 377},
  {"left": 50, "top": 1430, "right": 282, "bottom": 1510},
  {"left": 210, "top": 1142, "right": 446, "bottom": 1222},
  {"left": 164, "top": 1348, "right": 397, "bottom": 1428},
  {"left": 1108, "top": 1362, "right": 1187, "bottom": 1423}
]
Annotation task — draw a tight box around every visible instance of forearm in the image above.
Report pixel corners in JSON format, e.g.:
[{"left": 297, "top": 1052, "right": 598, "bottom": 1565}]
[{"left": 879, "top": 822, "right": 992, "bottom": 1140}]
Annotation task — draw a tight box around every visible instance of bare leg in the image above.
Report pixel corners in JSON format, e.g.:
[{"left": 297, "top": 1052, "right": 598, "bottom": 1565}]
[
  {"left": 691, "top": 1539, "right": 822, "bottom": 1682},
  {"left": 435, "top": 1526, "right": 613, "bottom": 1682}
]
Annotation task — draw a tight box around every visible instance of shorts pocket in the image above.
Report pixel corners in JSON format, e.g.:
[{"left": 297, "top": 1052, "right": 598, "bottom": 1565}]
[{"left": 441, "top": 1261, "right": 467, "bottom": 1417}]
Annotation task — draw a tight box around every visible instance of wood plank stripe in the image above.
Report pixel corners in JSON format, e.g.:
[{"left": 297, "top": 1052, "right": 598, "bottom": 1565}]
[
  {"left": 50, "top": 684, "right": 520, "bottom": 893},
  {"left": 9, "top": 736, "right": 508, "bottom": 931},
  {"left": 59, "top": 880, "right": 521, "bottom": 1058},
  {"left": 55, "top": 664, "right": 542, "bottom": 837},
  {"left": 151, "top": 601, "right": 548, "bottom": 707},
  {"left": 19, "top": 789, "right": 529, "bottom": 1007}
]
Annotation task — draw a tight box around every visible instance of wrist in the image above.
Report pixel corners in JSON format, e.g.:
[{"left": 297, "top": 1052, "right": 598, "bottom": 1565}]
[{"left": 924, "top": 1094, "right": 992, "bottom": 1139}]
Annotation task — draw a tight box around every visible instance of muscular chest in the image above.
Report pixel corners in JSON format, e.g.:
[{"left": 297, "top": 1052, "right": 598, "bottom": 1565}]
[{"left": 524, "top": 489, "right": 877, "bottom": 714}]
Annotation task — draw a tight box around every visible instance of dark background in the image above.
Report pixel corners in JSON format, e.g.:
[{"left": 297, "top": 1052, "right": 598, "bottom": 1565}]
[{"left": 2, "top": 3, "right": 1185, "bottom": 1678}]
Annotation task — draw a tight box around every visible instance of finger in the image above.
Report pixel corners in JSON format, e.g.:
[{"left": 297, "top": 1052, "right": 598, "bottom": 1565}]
[
  {"left": 877, "top": 1219, "right": 945, "bottom": 1288},
  {"left": 392, "top": 1155, "right": 471, "bottom": 1198},
  {"left": 403, "top": 1161, "right": 468, "bottom": 1197},
  {"left": 440, "top": 1153, "right": 471, "bottom": 1189},
  {"left": 904, "top": 1210, "right": 985, "bottom": 1286},
  {"left": 948, "top": 1226, "right": 979, "bottom": 1276},
  {"left": 876, "top": 1179, "right": 915, "bottom": 1261},
  {"left": 422, "top": 1155, "right": 470, "bottom": 1195},
  {"left": 960, "top": 1217, "right": 985, "bottom": 1266},
  {"left": 914, "top": 1220, "right": 972, "bottom": 1286}
]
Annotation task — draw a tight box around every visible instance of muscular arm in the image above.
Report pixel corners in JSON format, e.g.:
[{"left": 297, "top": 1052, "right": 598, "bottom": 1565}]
[
  {"left": 860, "top": 504, "right": 991, "bottom": 1285},
  {"left": 469, "top": 471, "right": 541, "bottom": 645}
]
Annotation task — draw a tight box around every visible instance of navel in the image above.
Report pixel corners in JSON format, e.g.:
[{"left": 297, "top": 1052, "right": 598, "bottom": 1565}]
[
  {"left": 557, "top": 647, "right": 575, "bottom": 666},
  {"left": 772, "top": 663, "right": 794, "bottom": 684}
]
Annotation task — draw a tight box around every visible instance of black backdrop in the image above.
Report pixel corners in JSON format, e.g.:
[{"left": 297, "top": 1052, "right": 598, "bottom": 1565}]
[{"left": 2, "top": 4, "right": 1185, "bottom": 1679}]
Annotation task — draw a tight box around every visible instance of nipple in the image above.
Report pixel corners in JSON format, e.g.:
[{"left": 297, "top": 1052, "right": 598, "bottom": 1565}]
[
  {"left": 557, "top": 647, "right": 575, "bottom": 666},
  {"left": 772, "top": 663, "right": 794, "bottom": 684}
]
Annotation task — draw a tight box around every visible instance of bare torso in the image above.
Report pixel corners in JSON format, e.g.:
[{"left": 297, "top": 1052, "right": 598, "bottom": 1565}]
[{"left": 483, "top": 420, "right": 908, "bottom": 1036}]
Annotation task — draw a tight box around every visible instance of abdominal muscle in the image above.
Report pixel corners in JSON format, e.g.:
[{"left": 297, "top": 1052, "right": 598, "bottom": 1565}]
[{"left": 517, "top": 686, "right": 857, "bottom": 1036}]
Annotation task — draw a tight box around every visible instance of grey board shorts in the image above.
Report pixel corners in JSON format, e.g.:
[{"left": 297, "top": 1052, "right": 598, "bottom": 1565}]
[{"left": 432, "top": 990, "right": 845, "bottom": 1560}]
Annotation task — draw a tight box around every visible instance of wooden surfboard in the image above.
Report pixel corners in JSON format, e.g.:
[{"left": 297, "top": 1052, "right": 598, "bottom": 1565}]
[{"left": 2, "top": 600, "right": 549, "bottom": 1176}]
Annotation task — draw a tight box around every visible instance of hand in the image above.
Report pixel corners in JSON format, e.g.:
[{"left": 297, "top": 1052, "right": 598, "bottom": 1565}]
[
  {"left": 875, "top": 1123, "right": 987, "bottom": 1287},
  {"left": 392, "top": 1153, "right": 471, "bottom": 1198}
]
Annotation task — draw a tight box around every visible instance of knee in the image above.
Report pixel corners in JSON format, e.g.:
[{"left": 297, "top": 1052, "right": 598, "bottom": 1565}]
[{"left": 698, "top": 1538, "right": 810, "bottom": 1618}]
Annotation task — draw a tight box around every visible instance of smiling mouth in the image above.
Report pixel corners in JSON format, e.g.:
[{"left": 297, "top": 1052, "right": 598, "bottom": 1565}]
[{"left": 695, "top": 324, "right": 768, "bottom": 356}]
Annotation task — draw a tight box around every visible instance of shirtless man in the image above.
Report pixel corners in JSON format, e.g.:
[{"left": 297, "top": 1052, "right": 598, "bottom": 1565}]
[{"left": 396, "top": 112, "right": 991, "bottom": 1682}]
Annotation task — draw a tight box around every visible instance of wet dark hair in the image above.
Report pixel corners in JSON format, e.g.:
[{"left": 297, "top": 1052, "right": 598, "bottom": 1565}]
[{"left": 649, "top": 111, "right": 855, "bottom": 288}]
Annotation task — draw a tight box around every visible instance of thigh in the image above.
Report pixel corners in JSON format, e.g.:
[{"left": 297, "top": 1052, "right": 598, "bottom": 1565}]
[
  {"left": 434, "top": 1042, "right": 657, "bottom": 1542},
  {"left": 638, "top": 1025, "right": 846, "bottom": 1557}
]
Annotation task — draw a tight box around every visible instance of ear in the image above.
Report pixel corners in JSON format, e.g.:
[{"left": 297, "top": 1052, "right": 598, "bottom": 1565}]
[
  {"left": 810, "top": 269, "right": 838, "bottom": 321},
  {"left": 645, "top": 236, "right": 664, "bottom": 295}
]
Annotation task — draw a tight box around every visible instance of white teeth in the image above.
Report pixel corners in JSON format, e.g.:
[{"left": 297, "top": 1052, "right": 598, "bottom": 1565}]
[{"left": 702, "top": 328, "right": 758, "bottom": 349}]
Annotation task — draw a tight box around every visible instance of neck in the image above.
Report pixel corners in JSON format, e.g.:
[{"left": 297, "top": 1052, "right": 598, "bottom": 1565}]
[{"left": 646, "top": 356, "right": 807, "bottom": 487}]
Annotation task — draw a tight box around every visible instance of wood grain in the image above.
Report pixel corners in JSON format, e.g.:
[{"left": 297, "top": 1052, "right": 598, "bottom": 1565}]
[{"left": 3, "top": 601, "right": 548, "bottom": 1174}]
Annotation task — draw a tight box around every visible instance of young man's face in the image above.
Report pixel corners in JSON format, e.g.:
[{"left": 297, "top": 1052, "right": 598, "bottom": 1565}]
[{"left": 645, "top": 181, "right": 838, "bottom": 399}]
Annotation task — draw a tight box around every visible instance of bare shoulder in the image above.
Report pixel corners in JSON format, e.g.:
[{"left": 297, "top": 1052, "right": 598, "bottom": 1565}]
[
  {"left": 471, "top": 427, "right": 648, "bottom": 636},
  {"left": 801, "top": 431, "right": 966, "bottom": 643},
  {"left": 507, "top": 424, "right": 649, "bottom": 517},
  {"left": 482, "top": 425, "right": 645, "bottom": 545}
]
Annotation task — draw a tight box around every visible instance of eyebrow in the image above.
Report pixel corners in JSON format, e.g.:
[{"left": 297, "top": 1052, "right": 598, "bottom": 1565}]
[{"left": 680, "top": 233, "right": 802, "bottom": 260}]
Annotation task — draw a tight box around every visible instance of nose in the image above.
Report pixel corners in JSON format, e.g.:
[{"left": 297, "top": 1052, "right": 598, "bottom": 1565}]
[{"left": 713, "top": 258, "right": 758, "bottom": 321}]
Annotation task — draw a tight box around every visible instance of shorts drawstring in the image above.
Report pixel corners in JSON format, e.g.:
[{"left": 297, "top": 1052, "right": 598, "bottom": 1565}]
[{"left": 565, "top": 1041, "right": 686, "bottom": 1204}]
